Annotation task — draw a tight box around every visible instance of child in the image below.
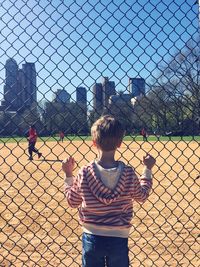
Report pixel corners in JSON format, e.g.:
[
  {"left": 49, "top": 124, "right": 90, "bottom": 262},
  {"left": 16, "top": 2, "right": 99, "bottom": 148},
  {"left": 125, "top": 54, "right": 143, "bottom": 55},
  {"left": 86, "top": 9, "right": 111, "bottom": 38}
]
[
  {"left": 27, "top": 125, "right": 42, "bottom": 160},
  {"left": 62, "top": 115, "right": 156, "bottom": 267}
]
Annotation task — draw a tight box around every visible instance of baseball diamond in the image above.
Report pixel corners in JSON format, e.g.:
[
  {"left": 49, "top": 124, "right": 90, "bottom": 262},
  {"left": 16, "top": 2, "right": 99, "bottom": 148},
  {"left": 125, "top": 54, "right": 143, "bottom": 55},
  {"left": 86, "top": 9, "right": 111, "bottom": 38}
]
[{"left": 0, "top": 139, "right": 199, "bottom": 266}]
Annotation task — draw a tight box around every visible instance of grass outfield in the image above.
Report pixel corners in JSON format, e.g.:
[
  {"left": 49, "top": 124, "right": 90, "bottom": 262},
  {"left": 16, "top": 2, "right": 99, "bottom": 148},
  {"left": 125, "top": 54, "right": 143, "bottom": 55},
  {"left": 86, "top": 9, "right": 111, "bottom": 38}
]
[{"left": 0, "top": 135, "right": 200, "bottom": 143}]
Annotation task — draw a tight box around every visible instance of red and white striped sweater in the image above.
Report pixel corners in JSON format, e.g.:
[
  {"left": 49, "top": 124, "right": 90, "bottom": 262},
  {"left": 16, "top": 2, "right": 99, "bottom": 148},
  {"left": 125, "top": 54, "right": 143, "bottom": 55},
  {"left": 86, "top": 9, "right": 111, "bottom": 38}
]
[{"left": 64, "top": 161, "right": 153, "bottom": 238}]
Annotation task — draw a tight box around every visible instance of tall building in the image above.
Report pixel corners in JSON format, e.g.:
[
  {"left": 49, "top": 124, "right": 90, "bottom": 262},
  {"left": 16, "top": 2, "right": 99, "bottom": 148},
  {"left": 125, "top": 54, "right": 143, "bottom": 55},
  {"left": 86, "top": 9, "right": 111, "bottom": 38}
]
[
  {"left": 76, "top": 87, "right": 87, "bottom": 105},
  {"left": 76, "top": 87, "right": 87, "bottom": 131},
  {"left": 93, "top": 83, "right": 103, "bottom": 112},
  {"left": 129, "top": 78, "right": 145, "bottom": 97},
  {"left": 17, "top": 69, "right": 25, "bottom": 109},
  {"left": 102, "top": 77, "right": 115, "bottom": 108},
  {"left": 21, "top": 62, "right": 37, "bottom": 107},
  {"left": 53, "top": 89, "right": 70, "bottom": 103},
  {"left": 1, "top": 59, "right": 37, "bottom": 112},
  {"left": 2, "top": 58, "right": 18, "bottom": 110}
]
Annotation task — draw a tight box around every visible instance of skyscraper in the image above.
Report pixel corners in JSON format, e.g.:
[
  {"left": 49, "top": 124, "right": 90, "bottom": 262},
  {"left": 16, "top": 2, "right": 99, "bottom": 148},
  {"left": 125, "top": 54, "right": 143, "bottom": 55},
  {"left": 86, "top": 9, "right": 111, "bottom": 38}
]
[
  {"left": 129, "top": 78, "right": 145, "bottom": 97},
  {"left": 102, "top": 77, "right": 115, "bottom": 108},
  {"left": 53, "top": 89, "right": 70, "bottom": 103},
  {"left": 76, "top": 87, "right": 87, "bottom": 105},
  {"left": 1, "top": 60, "right": 37, "bottom": 112},
  {"left": 93, "top": 82, "right": 103, "bottom": 112},
  {"left": 21, "top": 62, "right": 37, "bottom": 107},
  {"left": 2, "top": 58, "right": 18, "bottom": 110},
  {"left": 76, "top": 87, "right": 87, "bottom": 130},
  {"left": 17, "top": 69, "right": 25, "bottom": 109}
]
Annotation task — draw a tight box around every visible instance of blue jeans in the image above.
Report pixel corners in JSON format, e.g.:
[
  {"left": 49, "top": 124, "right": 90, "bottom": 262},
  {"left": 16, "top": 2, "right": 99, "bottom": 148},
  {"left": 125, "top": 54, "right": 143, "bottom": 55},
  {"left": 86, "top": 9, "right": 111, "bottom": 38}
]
[{"left": 82, "top": 233, "right": 129, "bottom": 267}]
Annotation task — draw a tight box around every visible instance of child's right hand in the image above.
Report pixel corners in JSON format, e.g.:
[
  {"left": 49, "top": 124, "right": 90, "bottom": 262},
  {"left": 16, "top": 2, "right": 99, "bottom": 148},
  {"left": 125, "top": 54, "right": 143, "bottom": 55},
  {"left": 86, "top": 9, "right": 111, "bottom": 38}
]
[
  {"left": 143, "top": 154, "right": 156, "bottom": 170},
  {"left": 62, "top": 156, "right": 75, "bottom": 177}
]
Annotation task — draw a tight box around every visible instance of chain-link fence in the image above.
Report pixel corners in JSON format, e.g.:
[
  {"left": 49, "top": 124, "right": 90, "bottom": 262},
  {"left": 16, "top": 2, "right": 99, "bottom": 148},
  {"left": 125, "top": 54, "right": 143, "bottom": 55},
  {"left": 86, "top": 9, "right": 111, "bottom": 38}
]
[{"left": 0, "top": 0, "right": 200, "bottom": 266}]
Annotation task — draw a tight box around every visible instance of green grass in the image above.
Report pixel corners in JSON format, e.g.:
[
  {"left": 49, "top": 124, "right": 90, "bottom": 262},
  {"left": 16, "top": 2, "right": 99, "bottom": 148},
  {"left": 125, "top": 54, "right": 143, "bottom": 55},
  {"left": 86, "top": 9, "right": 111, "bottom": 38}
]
[
  {"left": 124, "top": 135, "right": 200, "bottom": 142},
  {"left": 0, "top": 135, "right": 199, "bottom": 143}
]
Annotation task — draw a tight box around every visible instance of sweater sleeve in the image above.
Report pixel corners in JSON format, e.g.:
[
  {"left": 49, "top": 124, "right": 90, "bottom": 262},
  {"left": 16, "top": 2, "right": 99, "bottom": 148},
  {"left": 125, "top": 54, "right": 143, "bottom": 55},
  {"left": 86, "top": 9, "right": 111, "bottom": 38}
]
[
  {"left": 64, "top": 173, "right": 83, "bottom": 208},
  {"left": 130, "top": 167, "right": 153, "bottom": 203}
]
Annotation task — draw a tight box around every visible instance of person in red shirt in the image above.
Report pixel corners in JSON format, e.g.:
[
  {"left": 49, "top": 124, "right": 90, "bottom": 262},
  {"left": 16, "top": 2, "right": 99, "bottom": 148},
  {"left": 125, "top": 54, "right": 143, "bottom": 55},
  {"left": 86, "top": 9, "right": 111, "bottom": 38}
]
[
  {"left": 27, "top": 125, "right": 42, "bottom": 160},
  {"left": 59, "top": 131, "right": 65, "bottom": 142},
  {"left": 141, "top": 128, "right": 148, "bottom": 141}
]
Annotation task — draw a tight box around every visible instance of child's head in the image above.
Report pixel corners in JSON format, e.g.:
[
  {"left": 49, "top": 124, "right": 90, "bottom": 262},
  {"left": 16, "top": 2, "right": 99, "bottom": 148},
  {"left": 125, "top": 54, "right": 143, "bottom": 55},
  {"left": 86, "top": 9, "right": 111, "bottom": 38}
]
[{"left": 91, "top": 115, "right": 125, "bottom": 151}]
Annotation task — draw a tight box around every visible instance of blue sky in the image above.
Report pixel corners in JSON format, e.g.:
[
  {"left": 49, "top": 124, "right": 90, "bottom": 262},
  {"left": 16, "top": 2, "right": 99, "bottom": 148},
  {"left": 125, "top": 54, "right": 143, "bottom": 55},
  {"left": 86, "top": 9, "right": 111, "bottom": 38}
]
[{"left": 0, "top": 0, "right": 199, "bottom": 104}]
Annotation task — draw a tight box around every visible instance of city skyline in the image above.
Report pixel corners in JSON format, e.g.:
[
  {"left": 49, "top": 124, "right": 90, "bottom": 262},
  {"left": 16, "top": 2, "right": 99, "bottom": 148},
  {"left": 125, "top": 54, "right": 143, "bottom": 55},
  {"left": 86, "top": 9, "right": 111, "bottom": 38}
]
[
  {"left": 0, "top": 57, "right": 146, "bottom": 113},
  {"left": 0, "top": 0, "right": 199, "bottom": 104}
]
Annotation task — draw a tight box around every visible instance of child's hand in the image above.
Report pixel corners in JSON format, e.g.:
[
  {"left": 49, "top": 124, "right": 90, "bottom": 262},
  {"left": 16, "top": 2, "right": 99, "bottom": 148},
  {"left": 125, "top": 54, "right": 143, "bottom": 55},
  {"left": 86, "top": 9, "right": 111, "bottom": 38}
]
[
  {"left": 143, "top": 154, "right": 156, "bottom": 170},
  {"left": 62, "top": 156, "right": 75, "bottom": 177}
]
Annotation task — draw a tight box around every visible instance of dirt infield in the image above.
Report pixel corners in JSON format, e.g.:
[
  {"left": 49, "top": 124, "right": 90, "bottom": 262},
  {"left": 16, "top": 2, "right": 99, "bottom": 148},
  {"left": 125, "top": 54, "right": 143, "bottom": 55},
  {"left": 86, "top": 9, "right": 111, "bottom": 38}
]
[{"left": 0, "top": 140, "right": 199, "bottom": 266}]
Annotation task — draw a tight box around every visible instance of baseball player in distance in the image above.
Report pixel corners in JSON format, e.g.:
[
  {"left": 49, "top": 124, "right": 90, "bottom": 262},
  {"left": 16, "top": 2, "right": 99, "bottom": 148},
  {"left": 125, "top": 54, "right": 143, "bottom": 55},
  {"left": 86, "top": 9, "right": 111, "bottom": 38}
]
[{"left": 27, "top": 125, "right": 42, "bottom": 160}]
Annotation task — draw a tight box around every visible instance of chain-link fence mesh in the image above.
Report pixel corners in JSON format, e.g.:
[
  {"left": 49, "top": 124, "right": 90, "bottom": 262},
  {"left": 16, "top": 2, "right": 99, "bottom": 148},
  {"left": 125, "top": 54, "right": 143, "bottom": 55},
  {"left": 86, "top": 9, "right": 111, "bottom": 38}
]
[{"left": 0, "top": 0, "right": 199, "bottom": 266}]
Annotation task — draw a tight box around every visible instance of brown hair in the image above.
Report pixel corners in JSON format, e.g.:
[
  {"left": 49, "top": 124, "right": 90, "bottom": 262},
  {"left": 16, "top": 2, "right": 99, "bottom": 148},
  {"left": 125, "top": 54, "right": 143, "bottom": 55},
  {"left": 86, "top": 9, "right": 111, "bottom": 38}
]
[{"left": 91, "top": 115, "right": 125, "bottom": 151}]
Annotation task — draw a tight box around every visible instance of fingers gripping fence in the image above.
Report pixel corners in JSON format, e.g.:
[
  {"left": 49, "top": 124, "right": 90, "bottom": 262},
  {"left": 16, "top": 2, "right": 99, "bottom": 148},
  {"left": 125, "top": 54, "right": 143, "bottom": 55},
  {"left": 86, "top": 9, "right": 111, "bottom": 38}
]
[{"left": 0, "top": 0, "right": 199, "bottom": 266}]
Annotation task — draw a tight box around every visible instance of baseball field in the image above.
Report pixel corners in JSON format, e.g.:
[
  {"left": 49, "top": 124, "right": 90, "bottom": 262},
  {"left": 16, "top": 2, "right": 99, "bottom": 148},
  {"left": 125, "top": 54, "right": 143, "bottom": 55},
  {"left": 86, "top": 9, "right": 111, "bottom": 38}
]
[{"left": 0, "top": 138, "right": 199, "bottom": 266}]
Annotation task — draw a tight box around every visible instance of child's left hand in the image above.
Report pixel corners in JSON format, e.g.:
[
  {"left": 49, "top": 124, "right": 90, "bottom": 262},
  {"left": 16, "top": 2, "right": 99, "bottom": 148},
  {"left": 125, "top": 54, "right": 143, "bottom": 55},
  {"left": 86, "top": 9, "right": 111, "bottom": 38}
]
[
  {"left": 143, "top": 154, "right": 156, "bottom": 170},
  {"left": 62, "top": 156, "right": 75, "bottom": 177}
]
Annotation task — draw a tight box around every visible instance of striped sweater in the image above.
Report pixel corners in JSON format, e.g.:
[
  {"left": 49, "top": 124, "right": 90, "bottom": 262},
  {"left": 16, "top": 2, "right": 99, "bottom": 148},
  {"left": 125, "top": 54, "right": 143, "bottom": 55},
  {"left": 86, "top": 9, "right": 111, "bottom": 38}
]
[{"left": 64, "top": 161, "right": 153, "bottom": 238}]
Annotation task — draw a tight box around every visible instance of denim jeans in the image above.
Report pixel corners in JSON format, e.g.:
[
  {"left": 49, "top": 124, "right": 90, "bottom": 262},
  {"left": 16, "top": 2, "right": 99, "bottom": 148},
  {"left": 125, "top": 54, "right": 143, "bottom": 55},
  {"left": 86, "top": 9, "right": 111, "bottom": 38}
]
[{"left": 82, "top": 233, "right": 129, "bottom": 267}]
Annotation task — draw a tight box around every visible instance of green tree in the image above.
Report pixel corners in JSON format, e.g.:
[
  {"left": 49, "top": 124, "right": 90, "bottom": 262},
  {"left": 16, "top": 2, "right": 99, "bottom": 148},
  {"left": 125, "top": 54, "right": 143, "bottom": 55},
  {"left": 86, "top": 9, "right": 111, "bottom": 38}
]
[
  {"left": 20, "top": 103, "right": 43, "bottom": 135},
  {"left": 43, "top": 101, "right": 88, "bottom": 135},
  {"left": 160, "top": 39, "right": 200, "bottom": 128}
]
